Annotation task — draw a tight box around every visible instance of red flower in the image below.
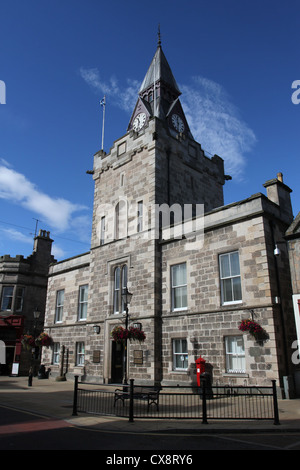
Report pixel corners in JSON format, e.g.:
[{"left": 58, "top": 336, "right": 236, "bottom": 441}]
[
  {"left": 111, "top": 325, "right": 146, "bottom": 343},
  {"left": 239, "top": 319, "right": 268, "bottom": 341},
  {"left": 35, "top": 332, "right": 53, "bottom": 347}
]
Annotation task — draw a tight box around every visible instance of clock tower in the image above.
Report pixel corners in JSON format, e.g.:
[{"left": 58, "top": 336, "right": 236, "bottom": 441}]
[
  {"left": 128, "top": 35, "right": 192, "bottom": 140},
  {"left": 126, "top": 36, "right": 225, "bottom": 212},
  {"left": 89, "top": 36, "right": 226, "bottom": 384}
]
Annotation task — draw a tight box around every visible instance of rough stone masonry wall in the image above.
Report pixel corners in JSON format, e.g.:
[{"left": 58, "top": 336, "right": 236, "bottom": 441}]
[
  {"left": 88, "top": 234, "right": 158, "bottom": 383},
  {"left": 42, "top": 256, "right": 91, "bottom": 378},
  {"left": 288, "top": 237, "right": 300, "bottom": 295},
  {"left": 160, "top": 211, "right": 281, "bottom": 386},
  {"left": 154, "top": 121, "right": 225, "bottom": 212}
]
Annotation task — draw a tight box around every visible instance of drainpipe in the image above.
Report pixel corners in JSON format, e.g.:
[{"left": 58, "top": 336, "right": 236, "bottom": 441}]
[{"left": 269, "top": 220, "right": 289, "bottom": 379}]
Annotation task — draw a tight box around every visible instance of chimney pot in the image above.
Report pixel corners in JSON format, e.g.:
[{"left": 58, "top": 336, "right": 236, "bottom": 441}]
[{"left": 277, "top": 172, "right": 283, "bottom": 182}]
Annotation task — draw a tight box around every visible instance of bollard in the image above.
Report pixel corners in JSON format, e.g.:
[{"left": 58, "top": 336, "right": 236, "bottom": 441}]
[
  {"left": 201, "top": 377, "right": 208, "bottom": 424},
  {"left": 272, "top": 380, "right": 280, "bottom": 425},
  {"left": 28, "top": 368, "right": 33, "bottom": 387},
  {"left": 129, "top": 379, "right": 134, "bottom": 423},
  {"left": 72, "top": 375, "right": 79, "bottom": 416}
]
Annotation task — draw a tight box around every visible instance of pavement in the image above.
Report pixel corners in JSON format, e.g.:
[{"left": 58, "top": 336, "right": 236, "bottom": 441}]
[{"left": 1, "top": 375, "right": 300, "bottom": 435}]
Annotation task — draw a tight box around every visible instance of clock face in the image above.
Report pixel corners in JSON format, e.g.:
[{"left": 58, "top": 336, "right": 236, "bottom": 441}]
[
  {"left": 171, "top": 114, "right": 185, "bottom": 132},
  {"left": 132, "top": 113, "right": 146, "bottom": 131}
]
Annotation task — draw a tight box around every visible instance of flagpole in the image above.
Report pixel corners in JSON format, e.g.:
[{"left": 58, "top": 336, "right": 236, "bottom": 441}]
[{"left": 101, "top": 96, "right": 106, "bottom": 150}]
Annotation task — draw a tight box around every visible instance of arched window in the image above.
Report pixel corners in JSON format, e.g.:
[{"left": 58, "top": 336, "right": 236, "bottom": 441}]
[
  {"left": 121, "top": 265, "right": 128, "bottom": 313},
  {"left": 113, "top": 267, "right": 121, "bottom": 314},
  {"left": 113, "top": 264, "right": 128, "bottom": 314}
]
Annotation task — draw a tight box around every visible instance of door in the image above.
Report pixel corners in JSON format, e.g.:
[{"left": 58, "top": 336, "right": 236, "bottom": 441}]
[
  {"left": 0, "top": 345, "right": 14, "bottom": 375},
  {"left": 111, "top": 341, "right": 124, "bottom": 383}
]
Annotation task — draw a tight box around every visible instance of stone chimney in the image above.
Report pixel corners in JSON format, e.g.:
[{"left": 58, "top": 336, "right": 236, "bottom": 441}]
[
  {"left": 263, "top": 173, "right": 293, "bottom": 224},
  {"left": 32, "top": 230, "right": 55, "bottom": 272},
  {"left": 33, "top": 230, "right": 53, "bottom": 253}
]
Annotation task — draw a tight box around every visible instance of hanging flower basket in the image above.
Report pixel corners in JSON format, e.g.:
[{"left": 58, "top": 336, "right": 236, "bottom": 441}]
[
  {"left": 35, "top": 332, "right": 53, "bottom": 347},
  {"left": 21, "top": 334, "right": 35, "bottom": 350},
  {"left": 111, "top": 326, "right": 130, "bottom": 343},
  {"left": 239, "top": 319, "right": 269, "bottom": 342},
  {"left": 128, "top": 326, "right": 146, "bottom": 342},
  {"left": 111, "top": 325, "right": 146, "bottom": 343}
]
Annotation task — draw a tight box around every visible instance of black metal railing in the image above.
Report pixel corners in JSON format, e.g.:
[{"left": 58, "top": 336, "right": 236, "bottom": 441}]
[{"left": 72, "top": 376, "right": 280, "bottom": 425}]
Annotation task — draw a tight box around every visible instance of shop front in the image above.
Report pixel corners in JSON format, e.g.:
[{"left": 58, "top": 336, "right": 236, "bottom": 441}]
[{"left": 0, "top": 315, "right": 24, "bottom": 375}]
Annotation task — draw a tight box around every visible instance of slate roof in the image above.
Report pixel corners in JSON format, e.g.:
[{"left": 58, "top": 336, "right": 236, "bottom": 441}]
[{"left": 139, "top": 45, "right": 181, "bottom": 96}]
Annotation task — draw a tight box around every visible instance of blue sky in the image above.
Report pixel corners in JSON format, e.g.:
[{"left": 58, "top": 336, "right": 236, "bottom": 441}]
[{"left": 0, "top": 0, "right": 299, "bottom": 261}]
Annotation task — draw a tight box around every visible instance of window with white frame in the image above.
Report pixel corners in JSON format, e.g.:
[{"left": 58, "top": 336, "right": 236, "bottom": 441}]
[
  {"left": 1, "top": 286, "right": 14, "bottom": 311},
  {"left": 76, "top": 342, "right": 85, "bottom": 366},
  {"left": 171, "top": 263, "right": 187, "bottom": 311},
  {"left": 78, "top": 285, "right": 88, "bottom": 320},
  {"left": 113, "top": 264, "right": 128, "bottom": 314},
  {"left": 173, "top": 338, "right": 188, "bottom": 371},
  {"left": 1, "top": 286, "right": 25, "bottom": 312},
  {"left": 52, "top": 342, "right": 60, "bottom": 365},
  {"left": 219, "top": 251, "right": 242, "bottom": 304},
  {"left": 225, "top": 336, "right": 245, "bottom": 373},
  {"left": 55, "top": 289, "right": 64, "bottom": 323}
]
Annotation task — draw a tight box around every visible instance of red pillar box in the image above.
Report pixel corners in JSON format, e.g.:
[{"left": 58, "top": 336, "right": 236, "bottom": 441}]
[{"left": 195, "top": 356, "right": 206, "bottom": 386}]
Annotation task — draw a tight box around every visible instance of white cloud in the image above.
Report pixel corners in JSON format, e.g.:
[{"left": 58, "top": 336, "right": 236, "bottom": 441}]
[
  {"left": 79, "top": 67, "right": 139, "bottom": 112},
  {"left": 69, "top": 214, "right": 92, "bottom": 245},
  {"left": 0, "top": 164, "right": 88, "bottom": 232},
  {"left": 181, "top": 77, "right": 256, "bottom": 179},
  {"left": 51, "top": 244, "right": 66, "bottom": 260},
  {"left": 0, "top": 228, "right": 33, "bottom": 245},
  {"left": 80, "top": 67, "right": 256, "bottom": 179}
]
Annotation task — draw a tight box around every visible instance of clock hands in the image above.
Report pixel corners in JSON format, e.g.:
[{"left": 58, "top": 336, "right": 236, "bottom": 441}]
[
  {"left": 133, "top": 113, "right": 146, "bottom": 131},
  {"left": 172, "top": 114, "right": 184, "bottom": 132}
]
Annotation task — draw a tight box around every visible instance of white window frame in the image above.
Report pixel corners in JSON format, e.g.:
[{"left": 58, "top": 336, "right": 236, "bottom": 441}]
[
  {"left": 55, "top": 289, "right": 64, "bottom": 323},
  {"left": 78, "top": 285, "right": 88, "bottom": 320},
  {"left": 171, "top": 263, "right": 187, "bottom": 311},
  {"left": 172, "top": 338, "right": 188, "bottom": 371},
  {"left": 1, "top": 286, "right": 14, "bottom": 311},
  {"left": 219, "top": 251, "right": 242, "bottom": 305},
  {"left": 52, "top": 342, "right": 60, "bottom": 365},
  {"left": 225, "top": 335, "right": 245, "bottom": 374},
  {"left": 76, "top": 342, "right": 85, "bottom": 366},
  {"left": 113, "top": 264, "right": 128, "bottom": 314}
]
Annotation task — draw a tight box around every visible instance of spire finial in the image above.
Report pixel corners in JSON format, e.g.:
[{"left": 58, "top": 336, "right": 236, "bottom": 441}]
[{"left": 158, "top": 24, "right": 161, "bottom": 46}]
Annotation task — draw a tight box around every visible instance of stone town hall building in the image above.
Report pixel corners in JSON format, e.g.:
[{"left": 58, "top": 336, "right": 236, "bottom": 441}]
[{"left": 42, "top": 40, "right": 298, "bottom": 394}]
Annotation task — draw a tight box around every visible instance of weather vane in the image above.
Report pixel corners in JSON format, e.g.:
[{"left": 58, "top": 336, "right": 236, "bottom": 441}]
[{"left": 158, "top": 24, "right": 161, "bottom": 46}]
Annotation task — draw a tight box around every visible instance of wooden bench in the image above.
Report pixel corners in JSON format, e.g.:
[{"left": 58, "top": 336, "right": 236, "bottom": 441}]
[{"left": 114, "top": 386, "right": 160, "bottom": 411}]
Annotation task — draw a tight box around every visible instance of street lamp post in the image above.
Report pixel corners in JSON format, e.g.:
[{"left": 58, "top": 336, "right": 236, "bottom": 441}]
[
  {"left": 28, "top": 308, "right": 41, "bottom": 386},
  {"left": 32, "top": 308, "right": 41, "bottom": 359},
  {"left": 121, "top": 288, "right": 133, "bottom": 385}
]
